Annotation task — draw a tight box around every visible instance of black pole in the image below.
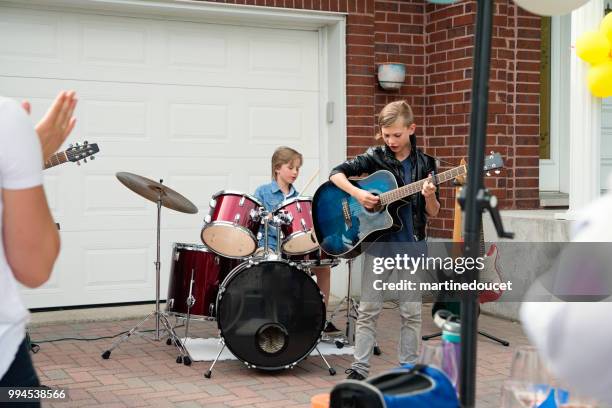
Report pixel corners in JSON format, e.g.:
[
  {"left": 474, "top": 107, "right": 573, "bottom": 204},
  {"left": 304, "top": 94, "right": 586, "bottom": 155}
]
[{"left": 460, "top": 0, "right": 494, "bottom": 406}]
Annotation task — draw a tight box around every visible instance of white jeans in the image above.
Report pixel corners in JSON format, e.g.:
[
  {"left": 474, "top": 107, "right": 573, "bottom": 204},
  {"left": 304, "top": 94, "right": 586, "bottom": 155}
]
[{"left": 350, "top": 252, "right": 422, "bottom": 377}]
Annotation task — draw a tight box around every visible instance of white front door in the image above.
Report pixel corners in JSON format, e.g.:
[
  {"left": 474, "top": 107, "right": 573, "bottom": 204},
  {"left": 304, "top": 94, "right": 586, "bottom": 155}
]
[
  {"left": 602, "top": 2, "right": 612, "bottom": 192},
  {"left": 603, "top": 97, "right": 612, "bottom": 191},
  {"left": 543, "top": 12, "right": 611, "bottom": 195},
  {"left": 540, "top": 15, "right": 571, "bottom": 193},
  {"left": 0, "top": 4, "right": 321, "bottom": 308}
]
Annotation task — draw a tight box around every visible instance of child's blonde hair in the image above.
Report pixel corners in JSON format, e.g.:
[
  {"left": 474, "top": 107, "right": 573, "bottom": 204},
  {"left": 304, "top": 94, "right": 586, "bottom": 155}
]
[
  {"left": 271, "top": 146, "right": 303, "bottom": 180},
  {"left": 375, "top": 100, "right": 415, "bottom": 140}
]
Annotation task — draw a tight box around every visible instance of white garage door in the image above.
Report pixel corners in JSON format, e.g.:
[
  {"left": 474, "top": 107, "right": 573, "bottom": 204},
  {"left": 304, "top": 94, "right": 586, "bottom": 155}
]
[{"left": 0, "top": 4, "right": 321, "bottom": 308}]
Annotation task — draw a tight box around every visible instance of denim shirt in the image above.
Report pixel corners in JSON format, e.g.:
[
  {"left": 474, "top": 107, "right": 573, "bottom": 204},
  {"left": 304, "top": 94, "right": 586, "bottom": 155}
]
[{"left": 254, "top": 180, "right": 299, "bottom": 250}]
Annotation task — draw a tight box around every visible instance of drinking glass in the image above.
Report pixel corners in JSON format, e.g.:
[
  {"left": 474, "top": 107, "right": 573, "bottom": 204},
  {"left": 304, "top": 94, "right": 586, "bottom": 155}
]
[
  {"left": 501, "top": 380, "right": 552, "bottom": 408},
  {"left": 502, "top": 346, "right": 553, "bottom": 407}
]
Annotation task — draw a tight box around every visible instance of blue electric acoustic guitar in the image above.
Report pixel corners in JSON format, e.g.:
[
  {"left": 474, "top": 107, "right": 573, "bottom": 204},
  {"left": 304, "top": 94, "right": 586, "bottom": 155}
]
[{"left": 312, "top": 152, "right": 504, "bottom": 258}]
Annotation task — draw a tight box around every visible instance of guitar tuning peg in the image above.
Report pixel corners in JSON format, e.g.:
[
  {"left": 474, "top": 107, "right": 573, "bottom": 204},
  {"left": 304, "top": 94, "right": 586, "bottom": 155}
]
[
  {"left": 75, "top": 142, "right": 80, "bottom": 147},
  {"left": 84, "top": 140, "right": 88, "bottom": 145},
  {"left": 486, "top": 171, "right": 491, "bottom": 177},
  {"left": 76, "top": 161, "right": 81, "bottom": 166},
  {"left": 90, "top": 156, "right": 95, "bottom": 160},
  {"left": 83, "top": 158, "right": 87, "bottom": 163},
  {"left": 494, "top": 169, "right": 500, "bottom": 175}
]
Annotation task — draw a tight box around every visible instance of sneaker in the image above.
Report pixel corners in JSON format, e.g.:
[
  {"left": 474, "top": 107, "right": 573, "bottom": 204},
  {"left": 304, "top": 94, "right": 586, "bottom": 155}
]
[
  {"left": 323, "top": 322, "right": 341, "bottom": 333},
  {"left": 345, "top": 368, "right": 366, "bottom": 381}
]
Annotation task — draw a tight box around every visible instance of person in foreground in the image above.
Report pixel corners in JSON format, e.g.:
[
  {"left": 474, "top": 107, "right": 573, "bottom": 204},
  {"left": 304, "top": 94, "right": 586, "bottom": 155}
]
[
  {"left": 521, "top": 178, "right": 612, "bottom": 405},
  {"left": 0, "top": 91, "right": 77, "bottom": 404},
  {"left": 329, "top": 100, "right": 440, "bottom": 380}
]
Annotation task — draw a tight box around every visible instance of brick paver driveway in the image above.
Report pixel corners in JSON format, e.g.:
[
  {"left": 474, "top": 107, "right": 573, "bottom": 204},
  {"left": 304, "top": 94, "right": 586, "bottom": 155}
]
[{"left": 29, "top": 304, "right": 528, "bottom": 407}]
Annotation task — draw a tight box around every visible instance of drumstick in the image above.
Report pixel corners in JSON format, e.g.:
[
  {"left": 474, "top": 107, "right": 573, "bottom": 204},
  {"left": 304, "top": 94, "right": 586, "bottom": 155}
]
[{"left": 300, "top": 169, "right": 320, "bottom": 195}]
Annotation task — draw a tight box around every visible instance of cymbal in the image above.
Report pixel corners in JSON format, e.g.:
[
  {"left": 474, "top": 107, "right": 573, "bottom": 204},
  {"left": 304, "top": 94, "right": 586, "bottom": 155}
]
[{"left": 116, "top": 172, "right": 198, "bottom": 214}]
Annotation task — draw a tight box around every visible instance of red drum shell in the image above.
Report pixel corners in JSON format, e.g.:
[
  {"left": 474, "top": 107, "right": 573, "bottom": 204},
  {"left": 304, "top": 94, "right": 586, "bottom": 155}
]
[
  {"left": 201, "top": 191, "right": 262, "bottom": 258},
  {"left": 166, "top": 243, "right": 239, "bottom": 318},
  {"left": 275, "top": 197, "right": 318, "bottom": 255}
]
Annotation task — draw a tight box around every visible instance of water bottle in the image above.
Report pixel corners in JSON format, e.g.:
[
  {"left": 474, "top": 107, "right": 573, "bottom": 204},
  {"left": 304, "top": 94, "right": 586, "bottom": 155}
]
[
  {"left": 433, "top": 309, "right": 461, "bottom": 388},
  {"left": 441, "top": 315, "right": 461, "bottom": 389}
]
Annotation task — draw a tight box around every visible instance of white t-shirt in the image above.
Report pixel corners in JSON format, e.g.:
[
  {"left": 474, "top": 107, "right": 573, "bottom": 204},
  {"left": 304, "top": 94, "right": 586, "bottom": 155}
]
[{"left": 0, "top": 97, "right": 43, "bottom": 379}]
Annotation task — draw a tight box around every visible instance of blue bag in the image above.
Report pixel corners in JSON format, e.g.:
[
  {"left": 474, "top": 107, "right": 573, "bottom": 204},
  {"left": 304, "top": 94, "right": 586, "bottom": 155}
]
[{"left": 330, "top": 364, "right": 459, "bottom": 408}]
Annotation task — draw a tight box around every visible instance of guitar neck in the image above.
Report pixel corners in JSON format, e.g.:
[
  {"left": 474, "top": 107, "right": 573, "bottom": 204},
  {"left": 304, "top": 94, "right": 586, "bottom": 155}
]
[
  {"left": 379, "top": 164, "right": 467, "bottom": 205},
  {"left": 44, "top": 151, "right": 69, "bottom": 169}
]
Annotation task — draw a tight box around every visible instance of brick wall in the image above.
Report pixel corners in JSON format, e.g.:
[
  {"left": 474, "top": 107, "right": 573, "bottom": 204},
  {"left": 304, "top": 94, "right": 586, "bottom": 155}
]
[
  {"left": 412, "top": 0, "right": 541, "bottom": 237},
  {"left": 201, "top": 0, "right": 542, "bottom": 238}
]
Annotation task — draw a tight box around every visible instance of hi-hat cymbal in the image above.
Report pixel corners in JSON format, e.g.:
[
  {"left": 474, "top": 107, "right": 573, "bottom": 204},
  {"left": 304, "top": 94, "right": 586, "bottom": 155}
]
[{"left": 116, "top": 172, "right": 198, "bottom": 214}]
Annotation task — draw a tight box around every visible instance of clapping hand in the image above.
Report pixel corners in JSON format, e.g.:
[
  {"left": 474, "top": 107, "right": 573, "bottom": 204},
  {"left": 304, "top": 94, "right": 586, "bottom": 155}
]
[{"left": 22, "top": 91, "right": 78, "bottom": 160}]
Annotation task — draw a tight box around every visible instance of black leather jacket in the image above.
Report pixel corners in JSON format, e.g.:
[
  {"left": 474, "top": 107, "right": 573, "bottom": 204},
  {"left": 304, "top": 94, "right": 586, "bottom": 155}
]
[{"left": 330, "top": 135, "right": 439, "bottom": 241}]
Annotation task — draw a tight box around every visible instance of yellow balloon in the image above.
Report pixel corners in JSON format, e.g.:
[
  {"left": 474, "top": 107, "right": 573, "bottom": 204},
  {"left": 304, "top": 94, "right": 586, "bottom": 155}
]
[
  {"left": 576, "top": 31, "right": 611, "bottom": 64},
  {"left": 601, "top": 12, "right": 612, "bottom": 46},
  {"left": 587, "top": 60, "right": 612, "bottom": 98}
]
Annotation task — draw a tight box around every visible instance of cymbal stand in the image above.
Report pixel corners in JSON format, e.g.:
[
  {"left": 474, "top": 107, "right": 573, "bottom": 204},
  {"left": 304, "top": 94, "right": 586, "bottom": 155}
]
[{"left": 102, "top": 183, "right": 187, "bottom": 362}]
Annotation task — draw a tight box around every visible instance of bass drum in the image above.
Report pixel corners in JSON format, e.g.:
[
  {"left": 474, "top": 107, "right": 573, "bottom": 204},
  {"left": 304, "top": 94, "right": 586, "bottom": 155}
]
[{"left": 216, "top": 260, "right": 325, "bottom": 370}]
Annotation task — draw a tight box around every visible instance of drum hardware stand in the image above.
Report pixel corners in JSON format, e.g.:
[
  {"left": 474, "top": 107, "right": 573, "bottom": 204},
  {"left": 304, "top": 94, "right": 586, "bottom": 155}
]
[
  {"left": 273, "top": 211, "right": 292, "bottom": 256},
  {"left": 256, "top": 208, "right": 278, "bottom": 259},
  {"left": 184, "top": 269, "right": 196, "bottom": 339},
  {"left": 256, "top": 209, "right": 286, "bottom": 259},
  {"left": 169, "top": 268, "right": 197, "bottom": 366},
  {"left": 101, "top": 181, "right": 188, "bottom": 363},
  {"left": 322, "top": 259, "right": 381, "bottom": 355},
  {"left": 204, "top": 340, "right": 226, "bottom": 379},
  {"left": 323, "top": 258, "right": 358, "bottom": 348},
  {"left": 314, "top": 345, "right": 337, "bottom": 376}
]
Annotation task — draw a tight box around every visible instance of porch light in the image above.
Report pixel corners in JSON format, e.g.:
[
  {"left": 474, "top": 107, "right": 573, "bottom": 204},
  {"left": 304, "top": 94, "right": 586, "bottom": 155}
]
[{"left": 377, "top": 63, "right": 406, "bottom": 91}]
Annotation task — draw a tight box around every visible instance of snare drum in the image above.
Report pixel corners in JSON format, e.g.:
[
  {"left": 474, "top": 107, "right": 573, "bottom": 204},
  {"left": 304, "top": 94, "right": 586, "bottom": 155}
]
[
  {"left": 166, "top": 243, "right": 239, "bottom": 319},
  {"left": 284, "top": 248, "right": 340, "bottom": 268},
  {"left": 275, "top": 197, "right": 318, "bottom": 255},
  {"left": 201, "top": 191, "right": 263, "bottom": 258}
]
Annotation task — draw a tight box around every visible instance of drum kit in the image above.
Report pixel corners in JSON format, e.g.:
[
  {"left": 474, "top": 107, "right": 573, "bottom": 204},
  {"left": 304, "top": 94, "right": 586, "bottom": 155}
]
[{"left": 101, "top": 173, "right": 341, "bottom": 378}]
